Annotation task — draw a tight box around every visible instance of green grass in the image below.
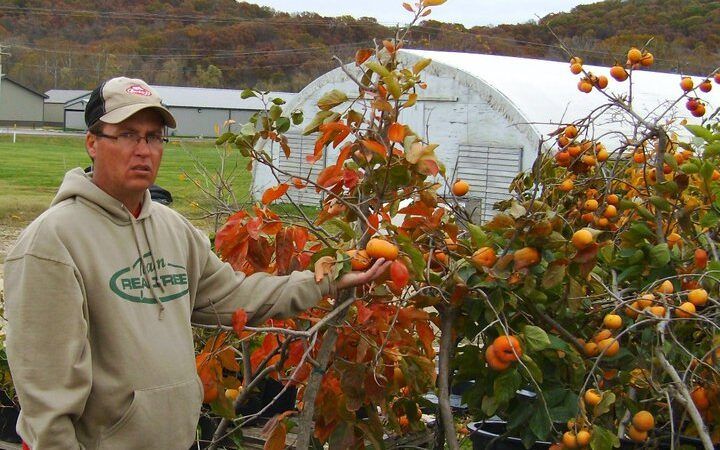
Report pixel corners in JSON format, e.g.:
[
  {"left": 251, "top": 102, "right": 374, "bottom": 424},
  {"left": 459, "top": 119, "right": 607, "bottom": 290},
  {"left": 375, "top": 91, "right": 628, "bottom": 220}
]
[{"left": 0, "top": 134, "right": 255, "bottom": 226}]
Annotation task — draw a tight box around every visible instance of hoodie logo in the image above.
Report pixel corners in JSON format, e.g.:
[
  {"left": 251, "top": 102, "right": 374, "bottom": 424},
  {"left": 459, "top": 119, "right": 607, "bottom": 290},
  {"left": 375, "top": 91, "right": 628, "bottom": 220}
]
[{"left": 109, "top": 252, "right": 189, "bottom": 304}]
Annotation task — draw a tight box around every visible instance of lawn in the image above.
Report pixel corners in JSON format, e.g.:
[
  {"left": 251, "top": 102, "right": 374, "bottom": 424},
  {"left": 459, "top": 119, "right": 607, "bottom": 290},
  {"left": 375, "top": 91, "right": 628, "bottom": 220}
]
[{"left": 0, "top": 134, "right": 255, "bottom": 227}]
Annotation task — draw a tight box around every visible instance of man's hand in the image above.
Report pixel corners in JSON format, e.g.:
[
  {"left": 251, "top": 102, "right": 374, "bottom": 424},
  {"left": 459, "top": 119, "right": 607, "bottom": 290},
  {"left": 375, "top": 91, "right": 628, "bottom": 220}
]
[{"left": 336, "top": 258, "right": 392, "bottom": 290}]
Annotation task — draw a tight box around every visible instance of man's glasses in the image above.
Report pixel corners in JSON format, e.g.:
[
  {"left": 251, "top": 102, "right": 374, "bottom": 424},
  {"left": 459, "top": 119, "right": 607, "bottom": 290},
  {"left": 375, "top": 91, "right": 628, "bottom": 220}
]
[{"left": 95, "top": 132, "right": 168, "bottom": 148}]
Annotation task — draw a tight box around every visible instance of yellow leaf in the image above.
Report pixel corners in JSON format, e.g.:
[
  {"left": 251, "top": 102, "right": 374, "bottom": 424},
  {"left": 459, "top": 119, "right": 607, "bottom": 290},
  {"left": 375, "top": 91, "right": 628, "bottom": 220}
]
[
  {"left": 314, "top": 256, "right": 336, "bottom": 283},
  {"left": 422, "top": 0, "right": 446, "bottom": 5}
]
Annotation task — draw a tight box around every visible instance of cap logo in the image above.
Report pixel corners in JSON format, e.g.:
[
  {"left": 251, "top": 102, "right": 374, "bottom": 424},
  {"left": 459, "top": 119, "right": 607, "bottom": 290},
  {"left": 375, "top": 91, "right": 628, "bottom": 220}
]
[{"left": 126, "top": 85, "right": 152, "bottom": 97}]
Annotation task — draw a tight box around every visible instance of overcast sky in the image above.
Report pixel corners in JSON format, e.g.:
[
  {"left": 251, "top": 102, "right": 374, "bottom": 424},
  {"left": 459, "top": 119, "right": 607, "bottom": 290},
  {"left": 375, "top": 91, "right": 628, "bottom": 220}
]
[{"left": 244, "top": 0, "right": 600, "bottom": 27}]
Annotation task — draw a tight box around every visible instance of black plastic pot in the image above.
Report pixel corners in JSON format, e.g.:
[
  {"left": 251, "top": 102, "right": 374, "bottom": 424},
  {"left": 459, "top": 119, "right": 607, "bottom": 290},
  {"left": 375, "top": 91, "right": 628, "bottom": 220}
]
[
  {"left": 468, "top": 420, "right": 553, "bottom": 450},
  {"left": 0, "top": 391, "right": 20, "bottom": 444}
]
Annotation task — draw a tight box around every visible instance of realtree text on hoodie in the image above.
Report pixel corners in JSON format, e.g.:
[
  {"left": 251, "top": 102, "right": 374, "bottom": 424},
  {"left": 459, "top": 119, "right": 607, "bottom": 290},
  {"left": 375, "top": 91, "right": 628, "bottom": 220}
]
[{"left": 4, "top": 168, "right": 332, "bottom": 449}]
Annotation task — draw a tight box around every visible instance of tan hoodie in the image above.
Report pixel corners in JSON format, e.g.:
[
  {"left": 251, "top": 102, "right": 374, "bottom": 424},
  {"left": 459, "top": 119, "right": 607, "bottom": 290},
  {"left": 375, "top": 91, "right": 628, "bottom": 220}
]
[{"left": 3, "top": 168, "right": 331, "bottom": 449}]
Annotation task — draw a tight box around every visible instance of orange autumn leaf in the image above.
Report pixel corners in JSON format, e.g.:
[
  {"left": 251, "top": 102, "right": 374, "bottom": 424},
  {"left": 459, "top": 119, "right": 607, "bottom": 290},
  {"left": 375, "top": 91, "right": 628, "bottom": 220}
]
[
  {"left": 291, "top": 177, "right": 307, "bottom": 189},
  {"left": 261, "top": 183, "right": 289, "bottom": 205},
  {"left": 388, "top": 122, "right": 406, "bottom": 143},
  {"left": 316, "top": 165, "right": 343, "bottom": 191}
]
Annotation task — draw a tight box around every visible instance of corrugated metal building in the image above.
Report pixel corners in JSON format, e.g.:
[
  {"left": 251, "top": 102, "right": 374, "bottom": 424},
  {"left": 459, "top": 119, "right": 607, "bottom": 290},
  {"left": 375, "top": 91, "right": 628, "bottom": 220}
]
[
  {"left": 252, "top": 50, "right": 720, "bottom": 220},
  {"left": 64, "top": 85, "right": 296, "bottom": 137},
  {"left": 43, "top": 89, "right": 90, "bottom": 127},
  {"left": 0, "top": 75, "right": 47, "bottom": 126}
]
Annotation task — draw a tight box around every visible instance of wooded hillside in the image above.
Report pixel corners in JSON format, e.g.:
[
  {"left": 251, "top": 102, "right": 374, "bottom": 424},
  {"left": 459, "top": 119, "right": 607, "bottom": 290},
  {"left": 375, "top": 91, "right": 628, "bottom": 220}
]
[{"left": 1, "top": 0, "right": 717, "bottom": 92}]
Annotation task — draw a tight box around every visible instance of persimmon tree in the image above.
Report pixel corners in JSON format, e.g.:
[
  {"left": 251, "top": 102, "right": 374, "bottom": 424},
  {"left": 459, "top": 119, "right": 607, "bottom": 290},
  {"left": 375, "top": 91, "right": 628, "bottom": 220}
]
[
  {"left": 192, "top": 1, "right": 476, "bottom": 449},
  {"left": 449, "top": 44, "right": 720, "bottom": 450}
]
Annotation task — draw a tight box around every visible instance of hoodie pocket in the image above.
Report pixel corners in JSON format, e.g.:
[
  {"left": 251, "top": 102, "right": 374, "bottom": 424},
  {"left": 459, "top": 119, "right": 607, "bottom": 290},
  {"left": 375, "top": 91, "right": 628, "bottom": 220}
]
[{"left": 99, "top": 378, "right": 202, "bottom": 450}]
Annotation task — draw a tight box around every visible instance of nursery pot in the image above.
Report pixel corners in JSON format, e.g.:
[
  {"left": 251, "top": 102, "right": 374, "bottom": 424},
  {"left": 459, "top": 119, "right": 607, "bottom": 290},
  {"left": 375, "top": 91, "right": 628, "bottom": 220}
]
[{"left": 468, "top": 420, "right": 554, "bottom": 450}]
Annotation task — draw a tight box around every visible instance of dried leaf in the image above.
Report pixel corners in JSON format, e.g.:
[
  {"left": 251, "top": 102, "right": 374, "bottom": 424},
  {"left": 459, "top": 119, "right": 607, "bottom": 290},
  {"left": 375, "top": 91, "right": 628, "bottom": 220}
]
[
  {"left": 317, "top": 89, "right": 348, "bottom": 111},
  {"left": 402, "top": 2, "right": 414, "bottom": 12},
  {"left": 314, "top": 256, "right": 336, "bottom": 283}
]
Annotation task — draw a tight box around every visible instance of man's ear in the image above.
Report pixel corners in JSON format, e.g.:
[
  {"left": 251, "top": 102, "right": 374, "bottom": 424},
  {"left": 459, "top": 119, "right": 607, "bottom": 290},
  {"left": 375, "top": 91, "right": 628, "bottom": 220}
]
[{"left": 85, "top": 132, "right": 98, "bottom": 161}]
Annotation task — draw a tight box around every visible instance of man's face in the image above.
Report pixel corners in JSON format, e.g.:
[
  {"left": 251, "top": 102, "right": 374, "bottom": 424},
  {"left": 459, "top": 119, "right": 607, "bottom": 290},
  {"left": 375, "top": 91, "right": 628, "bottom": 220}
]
[{"left": 86, "top": 109, "right": 165, "bottom": 207}]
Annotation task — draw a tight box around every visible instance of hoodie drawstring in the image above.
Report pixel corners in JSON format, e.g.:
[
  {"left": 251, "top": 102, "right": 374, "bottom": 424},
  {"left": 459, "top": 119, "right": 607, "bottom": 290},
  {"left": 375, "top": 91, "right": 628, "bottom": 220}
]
[{"left": 130, "top": 216, "right": 165, "bottom": 319}]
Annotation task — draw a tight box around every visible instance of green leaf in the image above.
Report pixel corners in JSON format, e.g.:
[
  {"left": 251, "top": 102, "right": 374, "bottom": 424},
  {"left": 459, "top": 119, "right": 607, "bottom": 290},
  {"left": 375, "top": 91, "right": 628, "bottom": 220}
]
[
  {"left": 291, "top": 110, "right": 304, "bottom": 125},
  {"left": 365, "top": 61, "right": 390, "bottom": 78},
  {"left": 590, "top": 425, "right": 620, "bottom": 450},
  {"left": 467, "top": 223, "right": 489, "bottom": 247},
  {"left": 215, "top": 131, "right": 235, "bottom": 146},
  {"left": 269, "top": 104, "right": 282, "bottom": 121},
  {"left": 240, "top": 88, "right": 256, "bottom": 99},
  {"left": 523, "top": 325, "right": 551, "bottom": 352},
  {"left": 240, "top": 122, "right": 256, "bottom": 136},
  {"left": 617, "top": 265, "right": 643, "bottom": 283},
  {"left": 310, "top": 247, "right": 338, "bottom": 265},
  {"left": 649, "top": 243, "right": 671, "bottom": 267},
  {"left": 271, "top": 97, "right": 286, "bottom": 105},
  {"left": 397, "top": 234, "right": 425, "bottom": 276},
  {"left": 328, "top": 219, "right": 356, "bottom": 241},
  {"left": 663, "top": 153, "right": 678, "bottom": 170},
  {"left": 493, "top": 369, "right": 521, "bottom": 404},
  {"left": 383, "top": 73, "right": 402, "bottom": 99},
  {"left": 685, "top": 124, "right": 714, "bottom": 142},
  {"left": 542, "top": 261, "right": 566, "bottom": 289},
  {"left": 700, "top": 211, "right": 720, "bottom": 228},
  {"left": 210, "top": 392, "right": 236, "bottom": 419},
  {"left": 317, "top": 89, "right": 348, "bottom": 111},
  {"left": 636, "top": 206, "right": 656, "bottom": 221},
  {"left": 481, "top": 395, "right": 499, "bottom": 416},
  {"left": 704, "top": 141, "right": 720, "bottom": 157},
  {"left": 594, "top": 391, "right": 616, "bottom": 417},
  {"left": 700, "top": 161, "right": 715, "bottom": 181},
  {"left": 528, "top": 404, "right": 552, "bottom": 441},
  {"left": 654, "top": 181, "right": 679, "bottom": 195},
  {"left": 275, "top": 117, "right": 291, "bottom": 134},
  {"left": 520, "top": 353, "right": 543, "bottom": 383},
  {"left": 680, "top": 162, "right": 700, "bottom": 174}
]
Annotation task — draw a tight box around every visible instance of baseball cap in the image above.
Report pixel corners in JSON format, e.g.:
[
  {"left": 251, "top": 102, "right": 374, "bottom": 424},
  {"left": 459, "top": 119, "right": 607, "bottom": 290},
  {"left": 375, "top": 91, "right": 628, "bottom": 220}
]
[{"left": 85, "top": 77, "right": 176, "bottom": 129}]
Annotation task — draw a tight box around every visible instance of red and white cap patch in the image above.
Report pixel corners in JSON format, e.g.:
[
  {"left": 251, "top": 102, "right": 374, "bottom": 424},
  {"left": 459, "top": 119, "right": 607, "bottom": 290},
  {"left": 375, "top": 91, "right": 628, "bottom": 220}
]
[{"left": 126, "top": 85, "right": 153, "bottom": 96}]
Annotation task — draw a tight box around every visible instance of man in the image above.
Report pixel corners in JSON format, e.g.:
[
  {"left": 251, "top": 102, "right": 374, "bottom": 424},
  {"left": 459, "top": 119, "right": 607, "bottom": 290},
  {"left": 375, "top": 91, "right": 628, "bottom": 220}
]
[{"left": 3, "top": 77, "right": 389, "bottom": 449}]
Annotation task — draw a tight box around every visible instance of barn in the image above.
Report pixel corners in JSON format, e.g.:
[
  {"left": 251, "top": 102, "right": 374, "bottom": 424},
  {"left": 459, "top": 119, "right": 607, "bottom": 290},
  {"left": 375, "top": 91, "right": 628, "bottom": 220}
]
[
  {"left": 252, "top": 50, "right": 719, "bottom": 219},
  {"left": 43, "top": 89, "right": 90, "bottom": 127},
  {"left": 0, "top": 75, "right": 47, "bottom": 127},
  {"left": 63, "top": 85, "right": 296, "bottom": 137}
]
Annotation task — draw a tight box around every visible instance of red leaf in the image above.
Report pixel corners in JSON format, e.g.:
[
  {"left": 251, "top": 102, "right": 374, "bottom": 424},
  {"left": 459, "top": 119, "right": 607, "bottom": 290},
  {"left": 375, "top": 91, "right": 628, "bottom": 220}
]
[
  {"left": 418, "top": 158, "right": 439, "bottom": 175},
  {"left": 247, "top": 236, "right": 272, "bottom": 271},
  {"left": 357, "top": 303, "right": 373, "bottom": 324},
  {"left": 390, "top": 260, "right": 410, "bottom": 288},
  {"left": 335, "top": 142, "right": 354, "bottom": 167},
  {"left": 292, "top": 226, "right": 309, "bottom": 252},
  {"left": 398, "top": 201, "right": 433, "bottom": 217},
  {"left": 275, "top": 228, "right": 294, "bottom": 275},
  {"left": 355, "top": 48, "right": 373, "bottom": 66},
  {"left": 361, "top": 139, "right": 387, "bottom": 158},
  {"left": 232, "top": 309, "right": 248, "bottom": 336},
  {"left": 261, "top": 183, "right": 289, "bottom": 205},
  {"left": 368, "top": 214, "right": 379, "bottom": 234},
  {"left": 292, "top": 177, "right": 307, "bottom": 189},
  {"left": 316, "top": 165, "right": 343, "bottom": 191},
  {"left": 246, "top": 217, "right": 262, "bottom": 240},
  {"left": 343, "top": 169, "right": 359, "bottom": 190},
  {"left": 416, "top": 322, "right": 436, "bottom": 358},
  {"left": 388, "top": 122, "right": 406, "bottom": 143},
  {"left": 279, "top": 135, "right": 291, "bottom": 158}
]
